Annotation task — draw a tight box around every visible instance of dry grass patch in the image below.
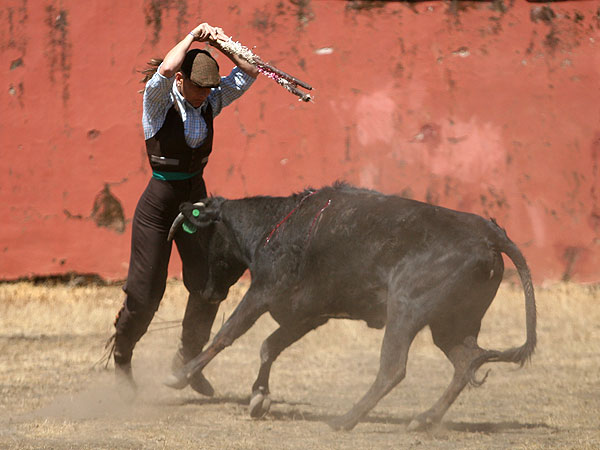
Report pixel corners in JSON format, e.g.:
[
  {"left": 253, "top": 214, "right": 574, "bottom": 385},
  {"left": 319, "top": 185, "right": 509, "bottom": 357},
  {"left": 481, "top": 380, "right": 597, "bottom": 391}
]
[{"left": 0, "top": 280, "right": 599, "bottom": 449}]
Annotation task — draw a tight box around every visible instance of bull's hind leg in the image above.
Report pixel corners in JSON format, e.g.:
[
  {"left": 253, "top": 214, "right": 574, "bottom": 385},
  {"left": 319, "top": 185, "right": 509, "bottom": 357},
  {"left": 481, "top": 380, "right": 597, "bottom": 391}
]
[
  {"left": 249, "top": 318, "right": 328, "bottom": 418},
  {"left": 408, "top": 303, "right": 500, "bottom": 430},
  {"left": 407, "top": 335, "right": 498, "bottom": 431},
  {"left": 328, "top": 299, "right": 419, "bottom": 431}
]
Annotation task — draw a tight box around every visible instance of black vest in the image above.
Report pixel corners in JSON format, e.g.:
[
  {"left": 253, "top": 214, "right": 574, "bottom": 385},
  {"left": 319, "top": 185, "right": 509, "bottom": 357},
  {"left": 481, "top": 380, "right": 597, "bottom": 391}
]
[{"left": 145, "top": 102, "right": 214, "bottom": 174}]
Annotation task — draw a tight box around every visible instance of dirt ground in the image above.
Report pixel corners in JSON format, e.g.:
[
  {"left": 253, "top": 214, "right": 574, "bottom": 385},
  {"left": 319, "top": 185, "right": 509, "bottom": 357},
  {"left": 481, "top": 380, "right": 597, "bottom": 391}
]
[{"left": 0, "top": 279, "right": 598, "bottom": 449}]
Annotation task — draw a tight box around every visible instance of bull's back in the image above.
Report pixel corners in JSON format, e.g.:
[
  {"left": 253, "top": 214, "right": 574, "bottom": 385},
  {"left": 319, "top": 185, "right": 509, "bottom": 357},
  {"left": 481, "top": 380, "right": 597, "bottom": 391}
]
[{"left": 308, "top": 192, "right": 497, "bottom": 263}]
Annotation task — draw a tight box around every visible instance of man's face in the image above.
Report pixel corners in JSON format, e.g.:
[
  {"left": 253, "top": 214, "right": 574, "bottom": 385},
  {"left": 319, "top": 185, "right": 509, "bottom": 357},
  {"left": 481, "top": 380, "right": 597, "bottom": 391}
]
[{"left": 176, "top": 73, "right": 212, "bottom": 108}]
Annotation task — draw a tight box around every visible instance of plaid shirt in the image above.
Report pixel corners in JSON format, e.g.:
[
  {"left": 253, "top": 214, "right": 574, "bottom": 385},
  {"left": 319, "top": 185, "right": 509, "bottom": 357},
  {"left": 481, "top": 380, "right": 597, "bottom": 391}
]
[{"left": 142, "top": 66, "right": 255, "bottom": 148}]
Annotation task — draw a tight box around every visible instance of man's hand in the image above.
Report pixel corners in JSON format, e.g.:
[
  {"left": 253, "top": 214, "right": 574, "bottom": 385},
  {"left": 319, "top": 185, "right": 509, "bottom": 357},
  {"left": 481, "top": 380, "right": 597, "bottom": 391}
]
[{"left": 190, "top": 23, "right": 228, "bottom": 44}]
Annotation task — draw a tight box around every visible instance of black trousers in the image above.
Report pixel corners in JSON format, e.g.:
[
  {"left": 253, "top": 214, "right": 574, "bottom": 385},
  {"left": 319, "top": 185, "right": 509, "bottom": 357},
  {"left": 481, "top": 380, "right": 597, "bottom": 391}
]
[{"left": 114, "top": 174, "right": 217, "bottom": 364}]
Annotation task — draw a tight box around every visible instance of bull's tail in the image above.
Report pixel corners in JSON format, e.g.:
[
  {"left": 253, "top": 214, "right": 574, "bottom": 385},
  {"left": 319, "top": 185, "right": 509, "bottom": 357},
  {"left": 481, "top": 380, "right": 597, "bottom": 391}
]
[{"left": 492, "top": 223, "right": 537, "bottom": 366}]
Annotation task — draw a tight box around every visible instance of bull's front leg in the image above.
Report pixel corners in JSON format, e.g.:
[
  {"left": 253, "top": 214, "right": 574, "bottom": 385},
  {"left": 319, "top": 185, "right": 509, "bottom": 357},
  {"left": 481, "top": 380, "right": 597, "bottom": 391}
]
[
  {"left": 164, "top": 288, "right": 269, "bottom": 389},
  {"left": 249, "top": 318, "right": 328, "bottom": 418}
]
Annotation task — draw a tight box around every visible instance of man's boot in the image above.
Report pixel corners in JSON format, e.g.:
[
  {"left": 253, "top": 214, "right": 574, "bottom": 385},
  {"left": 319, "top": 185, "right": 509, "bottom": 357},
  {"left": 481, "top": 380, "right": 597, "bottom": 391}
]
[
  {"left": 112, "top": 301, "right": 153, "bottom": 396},
  {"left": 112, "top": 331, "right": 137, "bottom": 399},
  {"left": 165, "top": 292, "right": 219, "bottom": 395}
]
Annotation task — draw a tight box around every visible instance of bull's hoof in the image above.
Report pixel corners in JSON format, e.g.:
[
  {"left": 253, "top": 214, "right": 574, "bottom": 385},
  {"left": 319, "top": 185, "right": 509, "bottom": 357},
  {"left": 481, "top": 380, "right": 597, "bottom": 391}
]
[
  {"left": 327, "top": 415, "right": 357, "bottom": 431},
  {"left": 407, "top": 415, "right": 438, "bottom": 432},
  {"left": 407, "top": 419, "right": 425, "bottom": 431},
  {"left": 327, "top": 417, "right": 343, "bottom": 431},
  {"left": 189, "top": 371, "right": 215, "bottom": 397},
  {"left": 249, "top": 388, "right": 271, "bottom": 419},
  {"left": 162, "top": 372, "right": 189, "bottom": 390}
]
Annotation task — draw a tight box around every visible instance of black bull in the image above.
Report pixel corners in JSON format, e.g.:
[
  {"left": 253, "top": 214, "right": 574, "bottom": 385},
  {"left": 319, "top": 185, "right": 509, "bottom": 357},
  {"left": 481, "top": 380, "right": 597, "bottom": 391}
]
[{"left": 165, "top": 183, "right": 536, "bottom": 431}]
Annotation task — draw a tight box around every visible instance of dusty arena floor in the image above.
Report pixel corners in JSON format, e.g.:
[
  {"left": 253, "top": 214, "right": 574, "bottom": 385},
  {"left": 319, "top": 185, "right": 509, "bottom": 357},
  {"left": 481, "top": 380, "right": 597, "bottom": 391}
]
[{"left": 0, "top": 279, "right": 598, "bottom": 449}]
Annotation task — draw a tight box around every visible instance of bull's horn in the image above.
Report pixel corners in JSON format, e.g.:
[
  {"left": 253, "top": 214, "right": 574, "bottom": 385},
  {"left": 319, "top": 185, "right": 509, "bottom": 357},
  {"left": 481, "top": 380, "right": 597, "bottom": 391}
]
[
  {"left": 167, "top": 202, "right": 206, "bottom": 241},
  {"left": 168, "top": 213, "right": 185, "bottom": 241}
]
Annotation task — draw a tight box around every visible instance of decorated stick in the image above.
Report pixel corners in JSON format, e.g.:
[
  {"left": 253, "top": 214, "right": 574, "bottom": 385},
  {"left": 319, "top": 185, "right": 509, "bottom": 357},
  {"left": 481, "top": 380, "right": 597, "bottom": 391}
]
[{"left": 217, "top": 37, "right": 313, "bottom": 102}]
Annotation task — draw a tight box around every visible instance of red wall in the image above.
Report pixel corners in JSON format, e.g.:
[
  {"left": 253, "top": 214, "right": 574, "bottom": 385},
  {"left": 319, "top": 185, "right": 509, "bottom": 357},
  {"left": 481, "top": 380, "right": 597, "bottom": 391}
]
[{"left": 2, "top": 1, "right": 599, "bottom": 283}]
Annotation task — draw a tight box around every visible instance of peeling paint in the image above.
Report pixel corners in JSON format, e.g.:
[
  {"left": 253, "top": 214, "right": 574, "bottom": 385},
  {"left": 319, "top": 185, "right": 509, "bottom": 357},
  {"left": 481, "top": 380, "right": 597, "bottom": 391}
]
[
  {"left": 251, "top": 6, "right": 277, "bottom": 34},
  {"left": 10, "top": 58, "right": 23, "bottom": 69},
  {"left": 562, "top": 246, "right": 584, "bottom": 282},
  {"left": 314, "top": 47, "right": 333, "bottom": 55},
  {"left": 8, "top": 82, "right": 24, "bottom": 107},
  {"left": 3, "top": 1, "right": 28, "bottom": 52},
  {"left": 530, "top": 6, "right": 555, "bottom": 25},
  {"left": 345, "top": 1, "right": 387, "bottom": 13},
  {"left": 87, "top": 129, "right": 100, "bottom": 140},
  {"left": 544, "top": 27, "right": 560, "bottom": 53},
  {"left": 411, "top": 123, "right": 441, "bottom": 151},
  {"left": 91, "top": 185, "right": 125, "bottom": 233},
  {"left": 489, "top": 0, "right": 509, "bottom": 15},
  {"left": 452, "top": 46, "right": 470, "bottom": 58},
  {"left": 289, "top": 0, "right": 314, "bottom": 29},
  {"left": 446, "top": 0, "right": 510, "bottom": 16},
  {"left": 528, "top": 4, "right": 590, "bottom": 57},
  {"left": 144, "top": 0, "right": 189, "bottom": 46},
  {"left": 480, "top": 186, "right": 508, "bottom": 217},
  {"left": 63, "top": 209, "right": 83, "bottom": 220},
  {"left": 44, "top": 5, "right": 71, "bottom": 107}
]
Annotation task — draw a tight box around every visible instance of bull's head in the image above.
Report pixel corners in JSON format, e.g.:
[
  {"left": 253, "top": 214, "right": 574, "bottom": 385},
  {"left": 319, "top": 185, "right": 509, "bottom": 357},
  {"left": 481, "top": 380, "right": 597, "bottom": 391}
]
[
  {"left": 169, "top": 198, "right": 246, "bottom": 302},
  {"left": 168, "top": 202, "right": 215, "bottom": 240}
]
